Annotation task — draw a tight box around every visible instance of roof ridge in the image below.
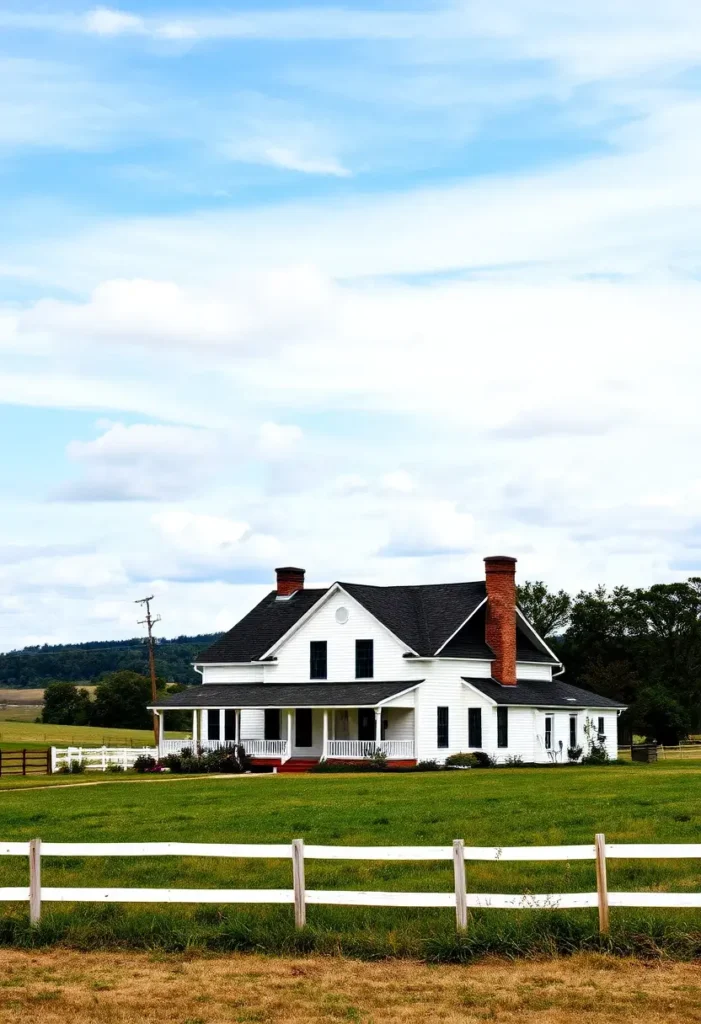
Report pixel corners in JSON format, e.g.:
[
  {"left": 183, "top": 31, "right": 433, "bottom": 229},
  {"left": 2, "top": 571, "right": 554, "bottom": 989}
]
[{"left": 339, "top": 580, "right": 484, "bottom": 590}]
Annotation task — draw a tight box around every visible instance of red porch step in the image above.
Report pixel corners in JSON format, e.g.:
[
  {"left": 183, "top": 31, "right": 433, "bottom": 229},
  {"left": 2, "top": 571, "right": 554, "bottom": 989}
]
[{"left": 277, "top": 758, "right": 318, "bottom": 774}]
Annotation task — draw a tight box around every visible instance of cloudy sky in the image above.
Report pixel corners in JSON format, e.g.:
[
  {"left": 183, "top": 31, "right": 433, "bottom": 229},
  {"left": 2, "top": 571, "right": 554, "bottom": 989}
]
[{"left": 1, "top": 1, "right": 701, "bottom": 649}]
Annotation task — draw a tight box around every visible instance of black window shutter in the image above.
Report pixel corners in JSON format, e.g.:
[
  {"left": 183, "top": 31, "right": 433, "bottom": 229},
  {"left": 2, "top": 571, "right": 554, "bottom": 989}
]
[
  {"left": 355, "top": 639, "right": 374, "bottom": 678},
  {"left": 310, "top": 641, "right": 327, "bottom": 679},
  {"left": 437, "top": 706, "right": 449, "bottom": 748},
  {"left": 496, "top": 707, "right": 508, "bottom": 748},
  {"left": 468, "top": 708, "right": 482, "bottom": 748}
]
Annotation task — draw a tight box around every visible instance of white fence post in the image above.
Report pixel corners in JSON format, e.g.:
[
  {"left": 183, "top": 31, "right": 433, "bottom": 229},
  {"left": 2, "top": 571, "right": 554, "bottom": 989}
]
[
  {"left": 595, "top": 832, "right": 609, "bottom": 935},
  {"left": 29, "top": 838, "right": 41, "bottom": 926},
  {"left": 292, "top": 838, "right": 306, "bottom": 929},
  {"left": 49, "top": 747, "right": 57, "bottom": 774},
  {"left": 453, "top": 839, "right": 467, "bottom": 932}
]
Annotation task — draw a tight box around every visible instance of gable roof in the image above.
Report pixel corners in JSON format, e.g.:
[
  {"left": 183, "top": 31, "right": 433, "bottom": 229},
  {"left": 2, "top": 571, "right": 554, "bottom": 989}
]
[
  {"left": 151, "top": 681, "right": 423, "bottom": 709},
  {"left": 196, "top": 588, "right": 328, "bottom": 663},
  {"left": 436, "top": 604, "right": 558, "bottom": 663},
  {"left": 462, "top": 676, "right": 625, "bottom": 709},
  {"left": 340, "top": 581, "right": 486, "bottom": 657}
]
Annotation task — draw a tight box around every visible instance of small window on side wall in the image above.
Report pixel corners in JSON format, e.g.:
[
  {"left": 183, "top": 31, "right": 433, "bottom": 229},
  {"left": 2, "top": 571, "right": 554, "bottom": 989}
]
[
  {"left": 355, "top": 639, "right": 374, "bottom": 678},
  {"left": 437, "top": 706, "right": 449, "bottom": 748},
  {"left": 598, "top": 716, "right": 605, "bottom": 738},
  {"left": 496, "top": 707, "right": 508, "bottom": 748},
  {"left": 569, "top": 714, "right": 577, "bottom": 748},
  {"left": 468, "top": 708, "right": 482, "bottom": 748}
]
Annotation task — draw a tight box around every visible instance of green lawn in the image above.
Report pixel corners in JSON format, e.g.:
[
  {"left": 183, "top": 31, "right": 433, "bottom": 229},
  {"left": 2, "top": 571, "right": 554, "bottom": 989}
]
[{"left": 0, "top": 764, "right": 699, "bottom": 958}]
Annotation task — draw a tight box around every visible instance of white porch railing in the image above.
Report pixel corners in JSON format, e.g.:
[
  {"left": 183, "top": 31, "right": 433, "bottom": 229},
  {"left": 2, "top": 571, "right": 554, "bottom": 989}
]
[
  {"left": 326, "top": 740, "right": 414, "bottom": 759},
  {"left": 159, "top": 738, "right": 289, "bottom": 759}
]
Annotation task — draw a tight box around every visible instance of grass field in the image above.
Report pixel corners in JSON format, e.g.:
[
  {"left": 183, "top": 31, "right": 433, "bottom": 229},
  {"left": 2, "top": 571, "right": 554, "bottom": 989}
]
[
  {"left": 0, "top": 950, "right": 699, "bottom": 1024},
  {"left": 0, "top": 721, "right": 186, "bottom": 750},
  {"left": 0, "top": 764, "right": 700, "bottom": 959}
]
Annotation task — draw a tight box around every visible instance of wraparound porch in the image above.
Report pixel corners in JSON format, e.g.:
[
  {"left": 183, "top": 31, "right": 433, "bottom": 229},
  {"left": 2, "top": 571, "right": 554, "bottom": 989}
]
[{"left": 156, "top": 706, "right": 416, "bottom": 763}]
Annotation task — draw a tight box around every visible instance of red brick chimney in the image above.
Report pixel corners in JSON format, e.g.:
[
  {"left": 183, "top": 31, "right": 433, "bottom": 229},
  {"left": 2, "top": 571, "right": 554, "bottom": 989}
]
[
  {"left": 484, "top": 555, "right": 517, "bottom": 686},
  {"left": 275, "top": 566, "right": 305, "bottom": 597}
]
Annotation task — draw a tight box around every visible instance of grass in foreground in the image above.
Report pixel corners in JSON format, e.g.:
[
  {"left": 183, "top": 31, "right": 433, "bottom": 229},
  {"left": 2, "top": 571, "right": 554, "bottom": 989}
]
[
  {"left": 0, "top": 949, "right": 699, "bottom": 1024},
  {"left": 0, "top": 766, "right": 700, "bottom": 959}
]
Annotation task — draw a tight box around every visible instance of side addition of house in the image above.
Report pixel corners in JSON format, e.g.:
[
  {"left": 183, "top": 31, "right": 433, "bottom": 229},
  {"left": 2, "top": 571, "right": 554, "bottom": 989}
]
[{"left": 151, "top": 556, "right": 625, "bottom": 768}]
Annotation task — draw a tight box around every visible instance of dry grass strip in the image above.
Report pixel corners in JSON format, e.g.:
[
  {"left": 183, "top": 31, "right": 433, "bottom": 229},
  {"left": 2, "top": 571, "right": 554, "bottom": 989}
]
[{"left": 0, "top": 949, "right": 699, "bottom": 1024}]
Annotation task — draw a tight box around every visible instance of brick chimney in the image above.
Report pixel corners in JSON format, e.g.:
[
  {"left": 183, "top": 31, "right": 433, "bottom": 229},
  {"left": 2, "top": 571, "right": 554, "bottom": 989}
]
[
  {"left": 484, "top": 555, "right": 517, "bottom": 686},
  {"left": 275, "top": 566, "right": 305, "bottom": 597}
]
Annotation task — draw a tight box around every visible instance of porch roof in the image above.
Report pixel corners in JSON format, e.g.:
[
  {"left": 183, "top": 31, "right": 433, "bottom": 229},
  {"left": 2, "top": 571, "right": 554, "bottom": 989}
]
[
  {"left": 150, "top": 681, "right": 423, "bottom": 710},
  {"left": 462, "top": 677, "right": 626, "bottom": 709}
]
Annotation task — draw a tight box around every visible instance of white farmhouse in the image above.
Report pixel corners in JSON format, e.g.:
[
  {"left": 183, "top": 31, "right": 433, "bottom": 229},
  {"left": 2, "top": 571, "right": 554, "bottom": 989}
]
[{"left": 151, "top": 556, "right": 624, "bottom": 769}]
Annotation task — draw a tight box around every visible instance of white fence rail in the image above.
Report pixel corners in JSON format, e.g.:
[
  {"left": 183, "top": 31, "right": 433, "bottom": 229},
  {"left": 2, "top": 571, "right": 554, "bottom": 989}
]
[
  {"left": 2, "top": 835, "right": 700, "bottom": 931},
  {"left": 326, "top": 740, "right": 414, "bottom": 758},
  {"left": 51, "top": 747, "right": 157, "bottom": 773}
]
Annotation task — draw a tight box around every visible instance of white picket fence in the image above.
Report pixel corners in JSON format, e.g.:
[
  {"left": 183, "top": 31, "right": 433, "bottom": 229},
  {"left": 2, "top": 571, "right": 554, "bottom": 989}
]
[
  {"left": 3, "top": 835, "right": 701, "bottom": 931},
  {"left": 51, "top": 747, "right": 157, "bottom": 773}
]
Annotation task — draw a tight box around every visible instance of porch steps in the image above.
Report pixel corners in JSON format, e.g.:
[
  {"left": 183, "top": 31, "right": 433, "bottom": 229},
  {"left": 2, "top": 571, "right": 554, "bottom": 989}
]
[{"left": 277, "top": 758, "right": 319, "bottom": 774}]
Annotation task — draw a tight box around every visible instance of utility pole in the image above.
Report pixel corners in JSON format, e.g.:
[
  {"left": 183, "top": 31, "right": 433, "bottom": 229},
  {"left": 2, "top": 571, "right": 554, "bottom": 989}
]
[{"left": 136, "top": 595, "right": 161, "bottom": 747}]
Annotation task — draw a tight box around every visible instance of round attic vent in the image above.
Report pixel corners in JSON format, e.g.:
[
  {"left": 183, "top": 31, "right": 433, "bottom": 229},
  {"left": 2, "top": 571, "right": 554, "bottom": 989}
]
[{"left": 335, "top": 607, "right": 349, "bottom": 624}]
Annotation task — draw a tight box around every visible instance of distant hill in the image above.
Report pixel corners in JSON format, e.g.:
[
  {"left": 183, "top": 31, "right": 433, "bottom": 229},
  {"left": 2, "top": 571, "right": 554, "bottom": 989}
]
[{"left": 0, "top": 634, "right": 221, "bottom": 688}]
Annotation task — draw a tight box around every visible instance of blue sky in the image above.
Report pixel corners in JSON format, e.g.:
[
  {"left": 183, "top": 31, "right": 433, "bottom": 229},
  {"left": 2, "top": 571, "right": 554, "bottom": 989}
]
[{"left": 2, "top": 1, "right": 701, "bottom": 649}]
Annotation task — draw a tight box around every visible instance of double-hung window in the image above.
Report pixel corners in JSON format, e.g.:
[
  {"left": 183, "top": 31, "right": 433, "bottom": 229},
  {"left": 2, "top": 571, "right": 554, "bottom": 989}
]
[
  {"left": 569, "top": 714, "right": 577, "bottom": 748},
  {"left": 355, "top": 639, "right": 374, "bottom": 678},
  {"left": 496, "top": 707, "right": 508, "bottom": 748},
  {"left": 310, "top": 641, "right": 327, "bottom": 680},
  {"left": 597, "top": 716, "right": 605, "bottom": 739},
  {"left": 544, "top": 715, "right": 553, "bottom": 750},
  {"left": 468, "top": 708, "right": 482, "bottom": 748},
  {"left": 437, "top": 707, "right": 449, "bottom": 748}
]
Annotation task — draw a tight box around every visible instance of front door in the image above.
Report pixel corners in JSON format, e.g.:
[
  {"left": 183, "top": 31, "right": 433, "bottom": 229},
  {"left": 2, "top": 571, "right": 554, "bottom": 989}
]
[
  {"left": 295, "top": 708, "right": 313, "bottom": 748},
  {"left": 358, "top": 709, "right": 375, "bottom": 741}
]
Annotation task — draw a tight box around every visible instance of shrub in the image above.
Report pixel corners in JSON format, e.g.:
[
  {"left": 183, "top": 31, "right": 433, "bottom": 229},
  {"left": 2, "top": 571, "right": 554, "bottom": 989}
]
[
  {"left": 57, "top": 760, "right": 87, "bottom": 775},
  {"left": 163, "top": 745, "right": 251, "bottom": 774},
  {"left": 368, "top": 749, "right": 388, "bottom": 770},
  {"left": 107, "top": 763, "right": 125, "bottom": 773},
  {"left": 567, "top": 745, "right": 583, "bottom": 763},
  {"left": 415, "top": 759, "right": 441, "bottom": 771},
  {"left": 503, "top": 755, "right": 524, "bottom": 767},
  {"left": 445, "top": 753, "right": 478, "bottom": 768},
  {"left": 471, "top": 751, "right": 496, "bottom": 768},
  {"left": 133, "top": 755, "right": 157, "bottom": 774}
]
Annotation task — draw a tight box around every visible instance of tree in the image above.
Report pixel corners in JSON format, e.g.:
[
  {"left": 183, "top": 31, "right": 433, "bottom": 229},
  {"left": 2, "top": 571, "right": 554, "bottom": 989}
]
[
  {"left": 90, "top": 671, "right": 155, "bottom": 730},
  {"left": 42, "top": 682, "right": 92, "bottom": 725},
  {"left": 516, "top": 581, "right": 571, "bottom": 639},
  {"left": 633, "top": 686, "right": 691, "bottom": 745}
]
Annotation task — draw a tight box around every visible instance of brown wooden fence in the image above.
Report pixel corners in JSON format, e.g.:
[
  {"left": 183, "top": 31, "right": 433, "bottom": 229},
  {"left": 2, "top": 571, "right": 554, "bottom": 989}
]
[{"left": 0, "top": 749, "right": 51, "bottom": 777}]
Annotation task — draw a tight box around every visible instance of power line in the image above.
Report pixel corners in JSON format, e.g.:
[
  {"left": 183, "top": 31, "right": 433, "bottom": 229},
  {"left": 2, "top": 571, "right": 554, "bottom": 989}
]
[{"left": 136, "top": 595, "right": 161, "bottom": 747}]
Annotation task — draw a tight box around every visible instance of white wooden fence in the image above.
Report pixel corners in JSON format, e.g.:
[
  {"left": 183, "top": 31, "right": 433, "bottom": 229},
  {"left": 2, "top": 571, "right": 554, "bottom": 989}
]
[
  {"left": 2, "top": 835, "right": 701, "bottom": 931},
  {"left": 51, "top": 747, "right": 157, "bottom": 773}
]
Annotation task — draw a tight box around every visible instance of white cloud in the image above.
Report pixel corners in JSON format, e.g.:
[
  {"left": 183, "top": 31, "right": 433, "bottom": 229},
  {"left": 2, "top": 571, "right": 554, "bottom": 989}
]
[
  {"left": 83, "top": 7, "right": 144, "bottom": 36},
  {"left": 151, "top": 510, "right": 282, "bottom": 580},
  {"left": 380, "top": 500, "right": 474, "bottom": 558},
  {"left": 257, "top": 422, "right": 303, "bottom": 459},
  {"left": 381, "top": 470, "right": 416, "bottom": 494}
]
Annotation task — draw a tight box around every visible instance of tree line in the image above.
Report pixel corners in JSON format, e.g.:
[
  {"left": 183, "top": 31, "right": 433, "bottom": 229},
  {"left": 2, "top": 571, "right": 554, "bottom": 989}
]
[
  {"left": 42, "top": 671, "right": 190, "bottom": 731},
  {"left": 0, "top": 634, "right": 218, "bottom": 688},
  {"left": 517, "top": 578, "right": 701, "bottom": 744}
]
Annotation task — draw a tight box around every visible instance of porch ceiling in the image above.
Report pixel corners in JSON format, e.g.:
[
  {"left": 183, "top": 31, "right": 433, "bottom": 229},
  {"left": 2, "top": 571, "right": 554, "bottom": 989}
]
[{"left": 150, "top": 681, "right": 423, "bottom": 710}]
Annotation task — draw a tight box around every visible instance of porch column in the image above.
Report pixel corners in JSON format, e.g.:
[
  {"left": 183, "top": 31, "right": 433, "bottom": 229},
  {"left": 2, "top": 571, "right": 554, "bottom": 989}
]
[
  {"left": 287, "top": 710, "right": 293, "bottom": 757},
  {"left": 235, "top": 709, "right": 241, "bottom": 746},
  {"left": 374, "top": 707, "right": 381, "bottom": 749},
  {"left": 191, "top": 709, "right": 198, "bottom": 750},
  {"left": 219, "top": 708, "right": 225, "bottom": 745},
  {"left": 154, "top": 711, "right": 163, "bottom": 756},
  {"left": 322, "top": 709, "right": 329, "bottom": 761}
]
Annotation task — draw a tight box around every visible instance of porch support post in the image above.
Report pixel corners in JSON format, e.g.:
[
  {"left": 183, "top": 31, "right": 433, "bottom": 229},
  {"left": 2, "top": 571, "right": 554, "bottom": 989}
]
[
  {"left": 154, "top": 711, "right": 163, "bottom": 756},
  {"left": 235, "top": 709, "right": 241, "bottom": 746},
  {"left": 191, "top": 709, "right": 198, "bottom": 750},
  {"left": 219, "top": 708, "right": 225, "bottom": 745},
  {"left": 287, "top": 710, "right": 293, "bottom": 757},
  {"left": 374, "top": 707, "right": 381, "bottom": 750},
  {"left": 322, "top": 709, "right": 329, "bottom": 761}
]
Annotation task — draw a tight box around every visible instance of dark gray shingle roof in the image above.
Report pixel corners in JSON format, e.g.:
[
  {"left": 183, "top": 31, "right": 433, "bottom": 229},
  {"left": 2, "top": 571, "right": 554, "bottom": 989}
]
[
  {"left": 462, "top": 677, "right": 625, "bottom": 709},
  {"left": 151, "top": 681, "right": 423, "bottom": 709},
  {"left": 340, "top": 580, "right": 486, "bottom": 655},
  {"left": 196, "top": 588, "right": 328, "bottom": 663}
]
